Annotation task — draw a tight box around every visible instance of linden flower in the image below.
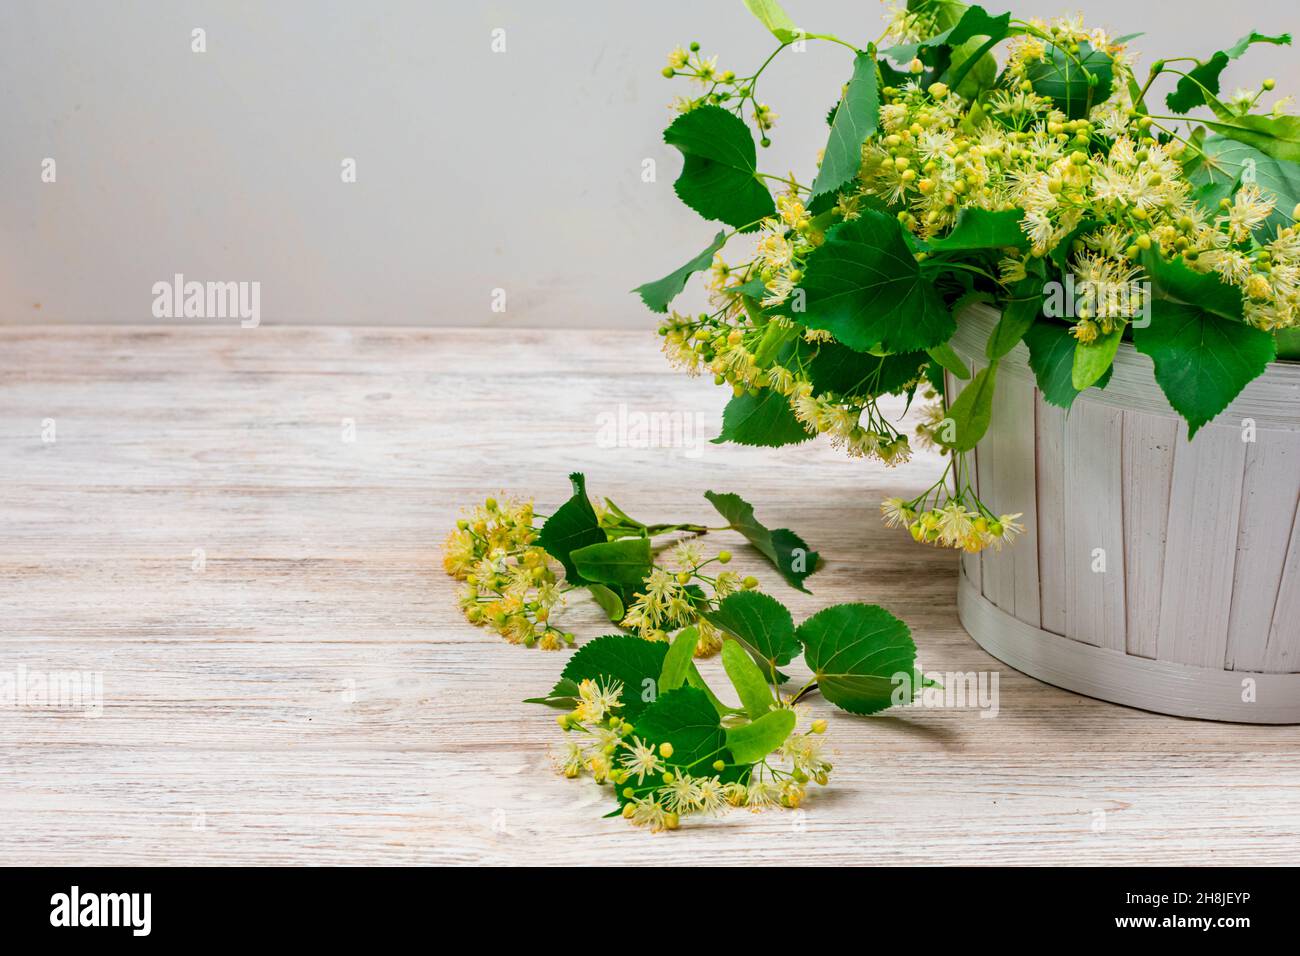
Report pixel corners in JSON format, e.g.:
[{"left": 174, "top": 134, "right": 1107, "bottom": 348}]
[
  {"left": 669, "top": 540, "right": 702, "bottom": 574},
  {"left": 693, "top": 776, "right": 728, "bottom": 815},
  {"left": 982, "top": 513, "right": 1026, "bottom": 551},
  {"left": 1222, "top": 183, "right": 1275, "bottom": 242},
  {"left": 624, "top": 796, "right": 675, "bottom": 832},
  {"left": 620, "top": 737, "right": 665, "bottom": 783},
  {"left": 695, "top": 618, "right": 726, "bottom": 657},
  {"left": 574, "top": 678, "right": 623, "bottom": 724},
  {"left": 880, "top": 497, "right": 914, "bottom": 529},
  {"left": 934, "top": 502, "right": 977, "bottom": 548},
  {"left": 659, "top": 773, "right": 704, "bottom": 814},
  {"left": 558, "top": 741, "right": 585, "bottom": 779}
]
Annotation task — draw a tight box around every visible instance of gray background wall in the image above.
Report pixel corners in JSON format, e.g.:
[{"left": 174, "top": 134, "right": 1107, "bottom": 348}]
[{"left": 2, "top": 0, "right": 1296, "bottom": 327}]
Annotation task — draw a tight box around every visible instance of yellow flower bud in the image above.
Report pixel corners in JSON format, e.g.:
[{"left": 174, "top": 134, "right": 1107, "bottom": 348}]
[
  {"left": 659, "top": 742, "right": 674, "bottom": 758},
  {"left": 811, "top": 719, "right": 828, "bottom": 734}
]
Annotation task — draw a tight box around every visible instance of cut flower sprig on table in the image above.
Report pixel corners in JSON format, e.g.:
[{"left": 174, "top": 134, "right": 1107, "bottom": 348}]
[
  {"left": 443, "top": 474, "right": 933, "bottom": 831},
  {"left": 639, "top": 0, "right": 1300, "bottom": 548},
  {"left": 443, "top": 473, "right": 820, "bottom": 651}
]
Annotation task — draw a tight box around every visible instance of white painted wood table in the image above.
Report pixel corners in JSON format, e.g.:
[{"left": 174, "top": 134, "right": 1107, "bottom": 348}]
[{"left": 1, "top": 325, "right": 1297, "bottom": 866}]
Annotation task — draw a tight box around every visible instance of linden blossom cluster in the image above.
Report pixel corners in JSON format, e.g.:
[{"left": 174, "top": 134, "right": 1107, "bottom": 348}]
[
  {"left": 443, "top": 493, "right": 755, "bottom": 656},
  {"left": 644, "top": 0, "right": 1300, "bottom": 555},
  {"left": 443, "top": 497, "right": 574, "bottom": 649},
  {"left": 619, "top": 539, "right": 753, "bottom": 655},
  {"left": 553, "top": 678, "right": 831, "bottom": 832}
]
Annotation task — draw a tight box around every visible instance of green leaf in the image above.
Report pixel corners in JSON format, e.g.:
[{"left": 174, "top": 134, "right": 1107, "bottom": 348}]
[
  {"left": 632, "top": 687, "right": 728, "bottom": 777},
  {"left": 1189, "top": 135, "right": 1300, "bottom": 239},
  {"left": 1071, "top": 326, "right": 1122, "bottom": 391},
  {"left": 705, "top": 590, "right": 800, "bottom": 683},
  {"left": 802, "top": 340, "right": 929, "bottom": 397},
  {"left": 725, "top": 709, "right": 797, "bottom": 763},
  {"left": 795, "top": 210, "right": 955, "bottom": 353},
  {"left": 586, "top": 584, "right": 625, "bottom": 623},
  {"left": 1166, "top": 33, "right": 1290, "bottom": 114},
  {"left": 1198, "top": 114, "right": 1300, "bottom": 165},
  {"left": 523, "top": 677, "right": 581, "bottom": 710},
  {"left": 986, "top": 278, "right": 1043, "bottom": 360},
  {"left": 1025, "top": 40, "right": 1114, "bottom": 120},
  {"left": 796, "top": 603, "right": 918, "bottom": 716},
  {"left": 714, "top": 389, "right": 814, "bottom": 447},
  {"left": 721, "top": 639, "right": 777, "bottom": 719},
  {"left": 660, "top": 626, "right": 700, "bottom": 693},
  {"left": 742, "top": 0, "right": 800, "bottom": 43},
  {"left": 941, "top": 8, "right": 1013, "bottom": 95},
  {"left": 940, "top": 361, "right": 996, "bottom": 451},
  {"left": 925, "top": 207, "right": 1027, "bottom": 251},
  {"left": 1024, "top": 320, "right": 1111, "bottom": 408},
  {"left": 1134, "top": 254, "right": 1275, "bottom": 438},
  {"left": 551, "top": 634, "right": 669, "bottom": 721},
  {"left": 811, "top": 52, "right": 880, "bottom": 198},
  {"left": 926, "top": 340, "right": 970, "bottom": 380},
  {"left": 704, "top": 490, "right": 820, "bottom": 592},
  {"left": 537, "top": 472, "right": 606, "bottom": 583},
  {"left": 570, "top": 538, "right": 652, "bottom": 588},
  {"left": 663, "top": 105, "right": 775, "bottom": 230},
  {"left": 1277, "top": 327, "right": 1300, "bottom": 361},
  {"left": 635, "top": 230, "right": 726, "bottom": 313}
]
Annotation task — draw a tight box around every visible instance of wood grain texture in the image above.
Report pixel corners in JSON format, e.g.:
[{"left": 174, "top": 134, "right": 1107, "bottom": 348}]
[
  {"left": 1064, "top": 402, "right": 1127, "bottom": 652},
  {"left": 1034, "top": 396, "right": 1069, "bottom": 637},
  {"left": 1155, "top": 425, "right": 1248, "bottom": 669},
  {"left": 980, "top": 372, "right": 1041, "bottom": 626},
  {"left": 2, "top": 325, "right": 1298, "bottom": 865},
  {"left": 1121, "top": 412, "right": 1178, "bottom": 660},
  {"left": 1227, "top": 430, "right": 1300, "bottom": 672}
]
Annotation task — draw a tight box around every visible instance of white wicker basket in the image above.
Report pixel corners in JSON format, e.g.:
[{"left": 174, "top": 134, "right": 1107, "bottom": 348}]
[{"left": 947, "top": 304, "right": 1300, "bottom": 723}]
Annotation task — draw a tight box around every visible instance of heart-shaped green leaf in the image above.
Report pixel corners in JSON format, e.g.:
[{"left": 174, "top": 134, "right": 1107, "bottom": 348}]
[
  {"left": 663, "top": 105, "right": 775, "bottom": 230},
  {"left": 714, "top": 389, "right": 815, "bottom": 447},
  {"left": 706, "top": 590, "right": 800, "bottom": 683},
  {"left": 1134, "top": 254, "right": 1275, "bottom": 439},
  {"left": 544, "top": 634, "right": 669, "bottom": 721},
  {"left": 796, "top": 603, "right": 918, "bottom": 715},
  {"left": 795, "top": 210, "right": 954, "bottom": 353}
]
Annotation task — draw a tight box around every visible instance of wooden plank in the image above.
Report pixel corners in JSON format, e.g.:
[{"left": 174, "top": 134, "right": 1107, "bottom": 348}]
[
  {"left": 1226, "top": 430, "right": 1300, "bottom": 671},
  {"left": 978, "top": 374, "right": 1040, "bottom": 626},
  {"left": 1121, "top": 412, "right": 1178, "bottom": 659},
  {"left": 1267, "top": 511, "right": 1300, "bottom": 675},
  {"left": 0, "top": 325, "right": 1297, "bottom": 865},
  {"left": 946, "top": 369, "right": 981, "bottom": 594},
  {"left": 1062, "top": 402, "right": 1126, "bottom": 650},
  {"left": 1155, "top": 424, "right": 1248, "bottom": 669},
  {"left": 1035, "top": 396, "right": 1069, "bottom": 636}
]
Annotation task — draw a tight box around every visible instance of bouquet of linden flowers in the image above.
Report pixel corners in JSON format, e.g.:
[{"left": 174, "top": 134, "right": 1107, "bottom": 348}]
[{"left": 638, "top": 0, "right": 1298, "bottom": 555}]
